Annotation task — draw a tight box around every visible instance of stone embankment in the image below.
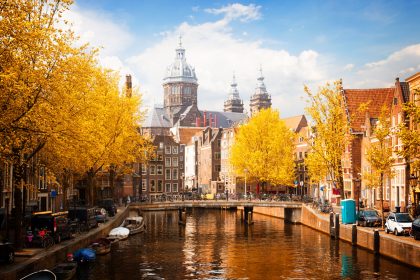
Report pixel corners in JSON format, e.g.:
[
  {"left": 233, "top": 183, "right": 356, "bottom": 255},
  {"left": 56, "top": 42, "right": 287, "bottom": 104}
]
[
  {"left": 252, "top": 204, "right": 420, "bottom": 268},
  {"left": 0, "top": 207, "right": 129, "bottom": 280}
]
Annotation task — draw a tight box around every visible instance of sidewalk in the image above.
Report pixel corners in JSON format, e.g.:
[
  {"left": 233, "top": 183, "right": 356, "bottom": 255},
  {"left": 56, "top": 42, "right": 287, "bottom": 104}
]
[{"left": 0, "top": 206, "right": 128, "bottom": 280}]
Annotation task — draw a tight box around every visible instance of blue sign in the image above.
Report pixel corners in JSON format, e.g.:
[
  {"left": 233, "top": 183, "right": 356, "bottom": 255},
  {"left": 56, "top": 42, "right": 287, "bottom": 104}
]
[{"left": 51, "top": 189, "right": 57, "bottom": 198}]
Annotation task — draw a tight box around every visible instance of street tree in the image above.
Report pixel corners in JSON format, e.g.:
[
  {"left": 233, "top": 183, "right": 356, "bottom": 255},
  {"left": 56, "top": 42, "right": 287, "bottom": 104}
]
[
  {"left": 230, "top": 108, "right": 295, "bottom": 191},
  {"left": 366, "top": 106, "right": 394, "bottom": 227},
  {"left": 304, "top": 80, "right": 351, "bottom": 198}
]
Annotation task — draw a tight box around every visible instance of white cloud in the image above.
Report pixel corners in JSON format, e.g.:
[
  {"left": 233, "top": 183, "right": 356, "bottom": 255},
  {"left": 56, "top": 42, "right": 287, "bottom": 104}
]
[
  {"left": 345, "top": 44, "right": 420, "bottom": 88},
  {"left": 205, "top": 3, "right": 262, "bottom": 23},
  {"left": 343, "top": 64, "right": 354, "bottom": 71}
]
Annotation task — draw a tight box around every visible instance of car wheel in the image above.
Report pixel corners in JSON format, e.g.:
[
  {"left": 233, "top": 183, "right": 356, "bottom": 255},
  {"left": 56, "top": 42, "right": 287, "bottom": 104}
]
[
  {"left": 415, "top": 233, "right": 419, "bottom": 241},
  {"left": 385, "top": 226, "right": 389, "bottom": 234},
  {"left": 7, "top": 251, "right": 15, "bottom": 264},
  {"left": 394, "top": 229, "right": 399, "bottom": 236}
]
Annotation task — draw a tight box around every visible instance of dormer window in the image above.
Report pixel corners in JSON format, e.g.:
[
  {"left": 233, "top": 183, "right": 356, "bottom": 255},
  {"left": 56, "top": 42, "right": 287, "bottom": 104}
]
[{"left": 393, "top": 97, "right": 398, "bottom": 105}]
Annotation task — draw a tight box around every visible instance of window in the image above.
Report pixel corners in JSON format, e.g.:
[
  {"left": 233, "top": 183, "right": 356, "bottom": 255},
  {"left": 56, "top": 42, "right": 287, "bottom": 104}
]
[
  {"left": 150, "top": 179, "right": 156, "bottom": 192},
  {"left": 299, "top": 137, "right": 304, "bottom": 143},
  {"left": 172, "top": 157, "right": 178, "bottom": 167},
  {"left": 157, "top": 180, "right": 163, "bottom": 192},
  {"left": 157, "top": 152, "right": 163, "bottom": 161},
  {"left": 180, "top": 155, "right": 183, "bottom": 162},
  {"left": 165, "top": 145, "right": 171, "bottom": 154},
  {"left": 215, "top": 152, "right": 221, "bottom": 160},
  {"left": 142, "top": 179, "right": 147, "bottom": 191},
  {"left": 215, "top": 165, "right": 221, "bottom": 172},
  {"left": 165, "top": 169, "right": 171, "bottom": 180},
  {"left": 165, "top": 157, "right": 171, "bottom": 166},
  {"left": 173, "top": 169, "right": 178, "bottom": 180},
  {"left": 159, "top": 142, "right": 164, "bottom": 149},
  {"left": 165, "top": 183, "right": 171, "bottom": 193},
  {"left": 150, "top": 165, "right": 156, "bottom": 175},
  {"left": 172, "top": 183, "right": 178, "bottom": 192},
  {"left": 141, "top": 164, "right": 147, "bottom": 175},
  {"left": 157, "top": 165, "right": 163, "bottom": 175},
  {"left": 172, "top": 146, "right": 178, "bottom": 154}
]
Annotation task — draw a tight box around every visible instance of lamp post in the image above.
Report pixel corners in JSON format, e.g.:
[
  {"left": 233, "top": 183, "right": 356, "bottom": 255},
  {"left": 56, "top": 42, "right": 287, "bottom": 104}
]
[
  {"left": 244, "top": 168, "right": 248, "bottom": 200},
  {"left": 409, "top": 173, "right": 418, "bottom": 216}
]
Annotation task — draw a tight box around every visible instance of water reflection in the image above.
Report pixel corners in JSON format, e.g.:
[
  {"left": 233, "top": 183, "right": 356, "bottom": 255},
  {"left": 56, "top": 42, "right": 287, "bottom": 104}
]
[{"left": 82, "top": 209, "right": 419, "bottom": 280}]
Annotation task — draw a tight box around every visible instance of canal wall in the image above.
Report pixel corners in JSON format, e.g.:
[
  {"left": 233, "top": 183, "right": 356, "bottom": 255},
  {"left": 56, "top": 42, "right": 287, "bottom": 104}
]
[
  {"left": 254, "top": 204, "right": 420, "bottom": 268},
  {"left": 1, "top": 207, "right": 129, "bottom": 280}
]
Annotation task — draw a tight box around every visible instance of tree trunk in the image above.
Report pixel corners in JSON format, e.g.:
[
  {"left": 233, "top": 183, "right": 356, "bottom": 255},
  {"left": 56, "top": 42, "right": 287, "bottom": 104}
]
[
  {"left": 87, "top": 169, "right": 96, "bottom": 206},
  {"left": 380, "top": 172, "right": 384, "bottom": 229},
  {"left": 13, "top": 162, "right": 24, "bottom": 249}
]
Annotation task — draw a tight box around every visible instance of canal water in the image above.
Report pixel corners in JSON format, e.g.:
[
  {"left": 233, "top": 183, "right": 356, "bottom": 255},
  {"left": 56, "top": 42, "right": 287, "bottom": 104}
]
[{"left": 81, "top": 209, "right": 419, "bottom": 279}]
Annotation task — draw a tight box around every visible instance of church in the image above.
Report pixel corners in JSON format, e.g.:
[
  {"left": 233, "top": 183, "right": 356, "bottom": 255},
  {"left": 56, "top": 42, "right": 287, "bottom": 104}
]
[{"left": 141, "top": 39, "right": 272, "bottom": 135}]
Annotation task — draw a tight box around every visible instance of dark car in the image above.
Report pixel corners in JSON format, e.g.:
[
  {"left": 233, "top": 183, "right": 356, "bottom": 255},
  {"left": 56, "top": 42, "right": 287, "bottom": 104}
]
[
  {"left": 97, "top": 199, "right": 117, "bottom": 217},
  {"left": 0, "top": 241, "right": 14, "bottom": 264},
  {"left": 357, "top": 209, "right": 382, "bottom": 227},
  {"left": 68, "top": 207, "right": 98, "bottom": 231},
  {"left": 30, "top": 211, "right": 72, "bottom": 243},
  {"left": 411, "top": 217, "right": 420, "bottom": 240}
]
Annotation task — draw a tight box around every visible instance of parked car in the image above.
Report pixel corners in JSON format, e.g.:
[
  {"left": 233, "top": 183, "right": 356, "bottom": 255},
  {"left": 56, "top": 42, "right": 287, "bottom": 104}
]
[
  {"left": 0, "top": 241, "right": 14, "bottom": 264},
  {"left": 94, "top": 208, "right": 108, "bottom": 223},
  {"left": 30, "top": 211, "right": 72, "bottom": 243},
  {"left": 68, "top": 207, "right": 98, "bottom": 231},
  {"left": 97, "top": 199, "right": 117, "bottom": 217},
  {"left": 356, "top": 209, "right": 381, "bottom": 227},
  {"left": 385, "top": 212, "right": 414, "bottom": 236},
  {"left": 411, "top": 217, "right": 420, "bottom": 240}
]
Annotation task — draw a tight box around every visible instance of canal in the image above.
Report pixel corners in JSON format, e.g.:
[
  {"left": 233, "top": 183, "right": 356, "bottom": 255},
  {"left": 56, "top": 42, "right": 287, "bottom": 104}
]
[{"left": 81, "top": 209, "right": 419, "bottom": 279}]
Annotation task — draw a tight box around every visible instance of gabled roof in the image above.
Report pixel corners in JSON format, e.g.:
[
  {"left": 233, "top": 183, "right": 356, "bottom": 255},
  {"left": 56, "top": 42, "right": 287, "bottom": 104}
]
[
  {"left": 143, "top": 106, "right": 172, "bottom": 128},
  {"left": 283, "top": 115, "right": 308, "bottom": 133},
  {"left": 175, "top": 127, "right": 205, "bottom": 144},
  {"left": 200, "top": 110, "right": 247, "bottom": 128},
  {"left": 400, "top": 82, "right": 410, "bottom": 103},
  {"left": 343, "top": 88, "right": 394, "bottom": 132}
]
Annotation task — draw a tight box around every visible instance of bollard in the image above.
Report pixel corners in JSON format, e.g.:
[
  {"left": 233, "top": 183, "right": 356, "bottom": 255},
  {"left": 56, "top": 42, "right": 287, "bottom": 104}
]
[
  {"left": 351, "top": 224, "right": 357, "bottom": 246},
  {"left": 373, "top": 229, "right": 380, "bottom": 255},
  {"left": 181, "top": 211, "right": 186, "bottom": 224},
  {"left": 334, "top": 213, "right": 340, "bottom": 239},
  {"left": 329, "top": 212, "right": 335, "bottom": 238}
]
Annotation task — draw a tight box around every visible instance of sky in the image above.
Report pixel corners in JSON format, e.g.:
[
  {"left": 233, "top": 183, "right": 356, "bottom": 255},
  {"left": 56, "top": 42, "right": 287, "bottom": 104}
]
[{"left": 68, "top": 0, "right": 420, "bottom": 118}]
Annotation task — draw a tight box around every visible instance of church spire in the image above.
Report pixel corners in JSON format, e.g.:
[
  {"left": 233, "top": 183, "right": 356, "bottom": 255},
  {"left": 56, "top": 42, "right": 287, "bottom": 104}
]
[{"left": 224, "top": 72, "right": 244, "bottom": 113}]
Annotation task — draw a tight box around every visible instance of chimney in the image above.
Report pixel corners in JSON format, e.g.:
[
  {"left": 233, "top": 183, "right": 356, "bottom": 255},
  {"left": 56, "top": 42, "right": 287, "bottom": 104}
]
[
  {"left": 196, "top": 117, "right": 200, "bottom": 127},
  {"left": 125, "top": 74, "right": 132, "bottom": 98},
  {"left": 209, "top": 113, "right": 212, "bottom": 128},
  {"left": 203, "top": 111, "right": 207, "bottom": 127},
  {"left": 396, "top": 77, "right": 400, "bottom": 82}
]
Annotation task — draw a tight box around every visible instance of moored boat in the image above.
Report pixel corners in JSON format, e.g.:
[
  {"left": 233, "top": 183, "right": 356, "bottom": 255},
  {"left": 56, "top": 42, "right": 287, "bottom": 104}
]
[
  {"left": 90, "top": 238, "right": 111, "bottom": 255},
  {"left": 121, "top": 216, "right": 145, "bottom": 235},
  {"left": 73, "top": 248, "right": 96, "bottom": 263},
  {"left": 20, "top": 269, "right": 57, "bottom": 280},
  {"left": 108, "top": 226, "right": 129, "bottom": 241},
  {"left": 51, "top": 262, "right": 77, "bottom": 280}
]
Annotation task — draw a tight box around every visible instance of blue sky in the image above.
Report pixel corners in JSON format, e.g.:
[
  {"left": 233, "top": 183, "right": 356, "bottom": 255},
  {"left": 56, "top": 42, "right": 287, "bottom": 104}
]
[{"left": 71, "top": 0, "right": 420, "bottom": 117}]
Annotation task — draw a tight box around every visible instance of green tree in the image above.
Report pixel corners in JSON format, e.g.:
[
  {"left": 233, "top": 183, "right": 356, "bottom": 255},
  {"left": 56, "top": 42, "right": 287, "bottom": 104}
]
[
  {"left": 304, "top": 80, "right": 351, "bottom": 198},
  {"left": 230, "top": 108, "right": 295, "bottom": 191}
]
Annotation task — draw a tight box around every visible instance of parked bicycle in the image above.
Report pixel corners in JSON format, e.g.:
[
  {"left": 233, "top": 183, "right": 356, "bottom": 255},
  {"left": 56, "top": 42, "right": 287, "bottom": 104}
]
[{"left": 25, "top": 228, "right": 54, "bottom": 248}]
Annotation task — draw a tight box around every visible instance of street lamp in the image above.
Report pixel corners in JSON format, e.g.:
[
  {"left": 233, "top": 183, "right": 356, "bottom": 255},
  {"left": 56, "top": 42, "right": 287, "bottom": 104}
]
[{"left": 244, "top": 168, "right": 248, "bottom": 200}]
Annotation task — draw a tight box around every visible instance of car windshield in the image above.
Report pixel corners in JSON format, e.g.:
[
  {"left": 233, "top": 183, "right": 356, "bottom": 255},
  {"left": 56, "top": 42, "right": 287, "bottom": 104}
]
[
  {"left": 395, "top": 213, "right": 413, "bottom": 223},
  {"left": 364, "top": 211, "right": 378, "bottom": 217}
]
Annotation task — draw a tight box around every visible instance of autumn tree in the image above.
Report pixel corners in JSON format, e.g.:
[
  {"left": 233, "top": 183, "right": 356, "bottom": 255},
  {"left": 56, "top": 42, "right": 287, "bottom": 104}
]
[
  {"left": 230, "top": 108, "right": 295, "bottom": 191},
  {"left": 366, "top": 106, "right": 394, "bottom": 227},
  {"left": 304, "top": 80, "right": 351, "bottom": 198},
  {"left": 398, "top": 87, "right": 420, "bottom": 210}
]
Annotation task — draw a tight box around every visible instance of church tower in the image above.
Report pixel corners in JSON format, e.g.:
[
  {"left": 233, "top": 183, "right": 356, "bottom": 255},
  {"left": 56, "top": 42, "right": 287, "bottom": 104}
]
[
  {"left": 223, "top": 74, "right": 244, "bottom": 113},
  {"left": 163, "top": 37, "right": 198, "bottom": 122},
  {"left": 250, "top": 67, "right": 271, "bottom": 116}
]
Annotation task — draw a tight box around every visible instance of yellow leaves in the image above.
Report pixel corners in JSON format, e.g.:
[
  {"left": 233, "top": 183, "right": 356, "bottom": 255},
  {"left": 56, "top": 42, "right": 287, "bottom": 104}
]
[
  {"left": 230, "top": 108, "right": 295, "bottom": 186},
  {"left": 304, "top": 80, "right": 349, "bottom": 185}
]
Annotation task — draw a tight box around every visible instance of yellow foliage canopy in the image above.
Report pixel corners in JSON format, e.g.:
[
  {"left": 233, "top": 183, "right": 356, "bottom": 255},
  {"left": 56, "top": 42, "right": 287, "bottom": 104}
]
[{"left": 230, "top": 108, "right": 295, "bottom": 186}]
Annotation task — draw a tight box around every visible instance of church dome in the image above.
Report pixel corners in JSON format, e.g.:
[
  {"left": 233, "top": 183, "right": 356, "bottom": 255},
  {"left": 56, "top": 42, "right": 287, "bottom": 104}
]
[{"left": 163, "top": 39, "right": 198, "bottom": 85}]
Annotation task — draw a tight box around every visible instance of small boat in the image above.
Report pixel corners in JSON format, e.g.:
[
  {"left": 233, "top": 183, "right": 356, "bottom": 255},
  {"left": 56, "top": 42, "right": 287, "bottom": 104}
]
[
  {"left": 73, "top": 248, "right": 96, "bottom": 263},
  {"left": 51, "top": 262, "right": 77, "bottom": 280},
  {"left": 90, "top": 238, "right": 111, "bottom": 255},
  {"left": 121, "top": 216, "right": 145, "bottom": 235},
  {"left": 108, "top": 226, "right": 129, "bottom": 241},
  {"left": 20, "top": 269, "right": 57, "bottom": 280}
]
